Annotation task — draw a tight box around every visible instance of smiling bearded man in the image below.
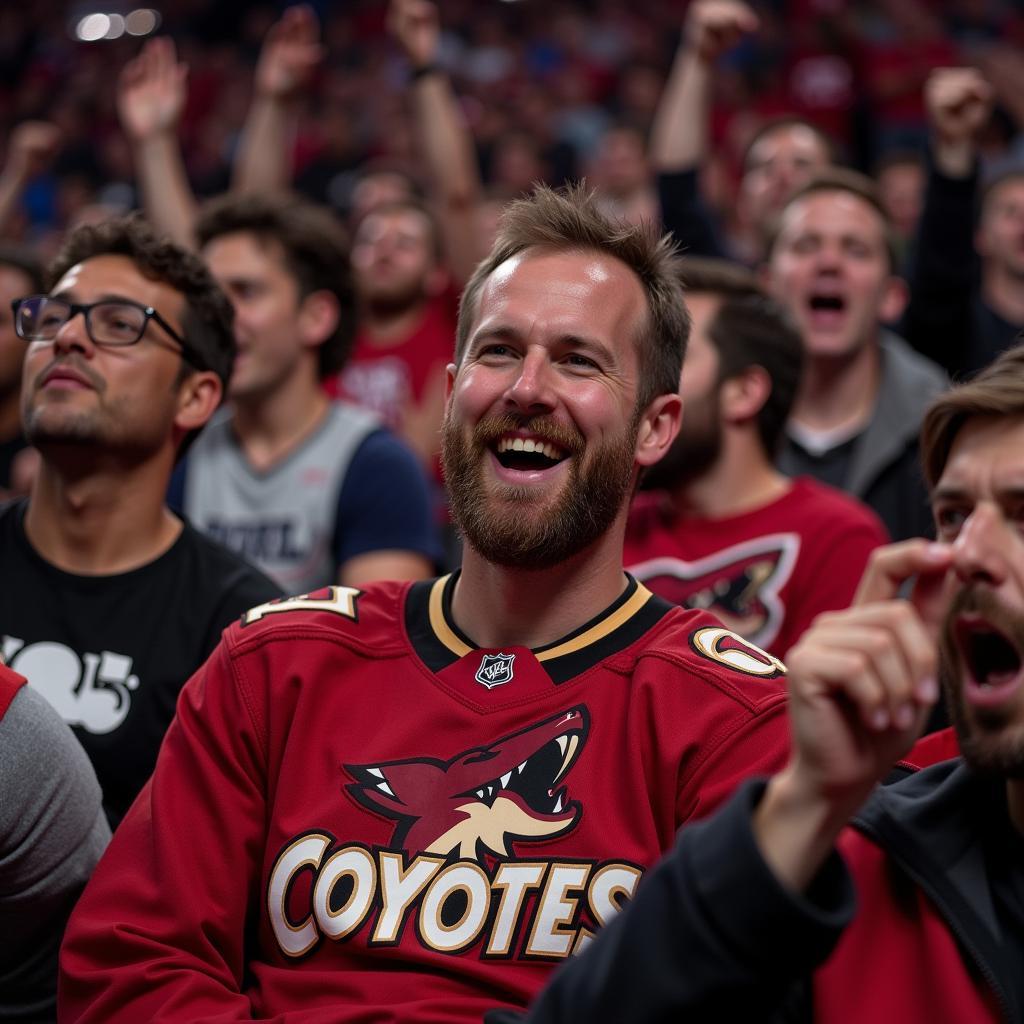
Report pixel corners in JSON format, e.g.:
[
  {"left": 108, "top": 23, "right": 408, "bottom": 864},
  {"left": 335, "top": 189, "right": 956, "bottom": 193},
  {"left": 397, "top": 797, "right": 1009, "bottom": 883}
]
[{"left": 59, "top": 184, "right": 792, "bottom": 1024}]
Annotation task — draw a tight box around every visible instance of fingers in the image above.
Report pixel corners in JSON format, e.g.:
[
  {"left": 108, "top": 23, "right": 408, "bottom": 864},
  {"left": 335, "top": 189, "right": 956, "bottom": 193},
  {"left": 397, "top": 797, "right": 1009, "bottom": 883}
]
[
  {"left": 687, "top": 0, "right": 759, "bottom": 60},
  {"left": 853, "top": 539, "right": 952, "bottom": 607},
  {"left": 798, "top": 603, "right": 938, "bottom": 731},
  {"left": 926, "top": 66, "right": 994, "bottom": 140}
]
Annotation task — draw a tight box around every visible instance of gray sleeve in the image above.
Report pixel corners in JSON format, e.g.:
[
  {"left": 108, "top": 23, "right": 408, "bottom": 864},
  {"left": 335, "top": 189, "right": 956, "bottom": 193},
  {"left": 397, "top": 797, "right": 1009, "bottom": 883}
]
[{"left": 0, "top": 686, "right": 110, "bottom": 1023}]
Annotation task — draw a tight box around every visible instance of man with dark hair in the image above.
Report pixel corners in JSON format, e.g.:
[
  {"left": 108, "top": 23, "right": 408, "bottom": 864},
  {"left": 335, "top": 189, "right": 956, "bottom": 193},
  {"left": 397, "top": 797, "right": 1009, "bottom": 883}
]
[
  {"left": 625, "top": 258, "right": 887, "bottom": 659},
  {"left": 0, "top": 216, "right": 281, "bottom": 826},
  {"left": 766, "top": 169, "right": 947, "bottom": 542},
  {"left": 0, "top": 244, "right": 43, "bottom": 496},
  {"left": 60, "top": 184, "right": 788, "bottom": 1023},
  {"left": 492, "top": 342, "right": 1024, "bottom": 1023},
  {"left": 173, "top": 191, "right": 440, "bottom": 593}
]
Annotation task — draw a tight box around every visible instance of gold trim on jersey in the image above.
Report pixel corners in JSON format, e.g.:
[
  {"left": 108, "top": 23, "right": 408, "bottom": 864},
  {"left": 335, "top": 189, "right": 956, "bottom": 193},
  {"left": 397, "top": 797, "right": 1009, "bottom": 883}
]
[
  {"left": 429, "top": 575, "right": 473, "bottom": 657},
  {"left": 534, "top": 584, "right": 653, "bottom": 663},
  {"left": 427, "top": 574, "right": 654, "bottom": 662}
]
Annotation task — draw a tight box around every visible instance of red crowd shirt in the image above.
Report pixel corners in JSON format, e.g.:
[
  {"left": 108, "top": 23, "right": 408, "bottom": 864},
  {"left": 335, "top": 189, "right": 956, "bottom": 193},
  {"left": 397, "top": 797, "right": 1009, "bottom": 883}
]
[
  {"left": 329, "top": 289, "right": 458, "bottom": 434},
  {"left": 60, "top": 575, "right": 788, "bottom": 1023},
  {"left": 624, "top": 477, "right": 889, "bottom": 660}
]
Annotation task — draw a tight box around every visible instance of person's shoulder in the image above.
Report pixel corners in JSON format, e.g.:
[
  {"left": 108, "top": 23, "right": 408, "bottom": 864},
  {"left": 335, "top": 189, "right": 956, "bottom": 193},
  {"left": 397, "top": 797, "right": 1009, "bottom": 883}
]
[
  {"left": 222, "top": 579, "right": 415, "bottom": 661},
  {"left": 629, "top": 602, "right": 789, "bottom": 713},
  {"left": 879, "top": 331, "right": 948, "bottom": 393}
]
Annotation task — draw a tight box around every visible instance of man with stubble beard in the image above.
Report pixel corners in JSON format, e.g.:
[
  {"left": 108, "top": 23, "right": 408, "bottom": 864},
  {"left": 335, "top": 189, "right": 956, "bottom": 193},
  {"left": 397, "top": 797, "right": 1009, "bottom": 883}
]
[{"left": 60, "top": 185, "right": 789, "bottom": 1024}]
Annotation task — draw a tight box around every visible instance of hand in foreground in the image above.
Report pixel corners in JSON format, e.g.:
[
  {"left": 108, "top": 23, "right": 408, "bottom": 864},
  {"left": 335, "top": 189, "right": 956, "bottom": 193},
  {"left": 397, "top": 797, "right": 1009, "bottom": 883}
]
[
  {"left": 925, "top": 67, "right": 993, "bottom": 177},
  {"left": 756, "top": 540, "right": 952, "bottom": 891}
]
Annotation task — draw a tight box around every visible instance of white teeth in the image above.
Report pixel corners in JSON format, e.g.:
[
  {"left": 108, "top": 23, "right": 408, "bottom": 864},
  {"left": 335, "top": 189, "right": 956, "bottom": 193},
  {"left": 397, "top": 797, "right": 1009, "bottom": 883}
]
[
  {"left": 553, "top": 794, "right": 563, "bottom": 813},
  {"left": 496, "top": 437, "right": 561, "bottom": 460},
  {"left": 477, "top": 789, "right": 485, "bottom": 799},
  {"left": 500, "top": 772, "right": 512, "bottom": 789},
  {"left": 367, "top": 768, "right": 383, "bottom": 778},
  {"left": 488, "top": 785, "right": 495, "bottom": 797},
  {"left": 556, "top": 735, "right": 568, "bottom": 756},
  {"left": 517, "top": 761, "right": 527, "bottom": 774},
  {"left": 377, "top": 781, "right": 395, "bottom": 797}
]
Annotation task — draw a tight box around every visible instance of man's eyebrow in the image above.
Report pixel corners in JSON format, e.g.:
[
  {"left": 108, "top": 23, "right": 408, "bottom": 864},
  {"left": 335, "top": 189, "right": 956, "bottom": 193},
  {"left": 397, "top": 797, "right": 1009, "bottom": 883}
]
[
  {"left": 49, "top": 290, "right": 143, "bottom": 305},
  {"left": 931, "top": 485, "right": 969, "bottom": 503}
]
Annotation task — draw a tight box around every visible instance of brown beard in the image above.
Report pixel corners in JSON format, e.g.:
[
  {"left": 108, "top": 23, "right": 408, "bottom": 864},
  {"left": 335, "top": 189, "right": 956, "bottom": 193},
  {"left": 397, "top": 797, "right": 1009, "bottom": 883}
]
[
  {"left": 940, "top": 583, "right": 1024, "bottom": 778},
  {"left": 441, "top": 410, "right": 639, "bottom": 570},
  {"left": 641, "top": 386, "right": 721, "bottom": 492}
]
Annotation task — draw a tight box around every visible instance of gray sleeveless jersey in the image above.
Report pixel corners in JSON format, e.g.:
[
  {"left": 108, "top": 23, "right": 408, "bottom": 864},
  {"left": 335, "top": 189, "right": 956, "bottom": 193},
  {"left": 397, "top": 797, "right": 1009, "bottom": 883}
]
[{"left": 182, "top": 402, "right": 380, "bottom": 594}]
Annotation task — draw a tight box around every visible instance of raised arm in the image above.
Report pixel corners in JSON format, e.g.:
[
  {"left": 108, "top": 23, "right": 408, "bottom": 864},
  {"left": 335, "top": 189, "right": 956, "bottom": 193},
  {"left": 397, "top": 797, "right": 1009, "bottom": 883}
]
[
  {"left": 232, "top": 5, "right": 324, "bottom": 196},
  {"left": 389, "top": 0, "right": 484, "bottom": 286},
  {"left": 0, "top": 121, "right": 60, "bottom": 237},
  {"left": 117, "top": 37, "right": 198, "bottom": 248},
  {"left": 901, "top": 67, "right": 993, "bottom": 374},
  {"left": 649, "top": 0, "right": 758, "bottom": 173}
]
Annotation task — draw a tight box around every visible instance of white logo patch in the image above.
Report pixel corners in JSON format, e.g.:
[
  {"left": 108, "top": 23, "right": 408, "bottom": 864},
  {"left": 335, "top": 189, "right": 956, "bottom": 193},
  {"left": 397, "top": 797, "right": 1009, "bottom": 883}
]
[{"left": 475, "top": 652, "right": 516, "bottom": 689}]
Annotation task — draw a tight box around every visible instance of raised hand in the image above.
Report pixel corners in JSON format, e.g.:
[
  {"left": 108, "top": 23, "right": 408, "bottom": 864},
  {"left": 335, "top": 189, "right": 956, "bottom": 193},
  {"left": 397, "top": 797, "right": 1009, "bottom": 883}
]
[
  {"left": 254, "top": 5, "right": 323, "bottom": 101},
  {"left": 755, "top": 541, "right": 951, "bottom": 890},
  {"left": 388, "top": 0, "right": 441, "bottom": 71},
  {"left": 117, "top": 37, "right": 188, "bottom": 142},
  {"left": 926, "top": 67, "right": 994, "bottom": 148},
  {"left": 685, "top": 0, "right": 760, "bottom": 64},
  {"left": 2, "top": 121, "right": 61, "bottom": 183}
]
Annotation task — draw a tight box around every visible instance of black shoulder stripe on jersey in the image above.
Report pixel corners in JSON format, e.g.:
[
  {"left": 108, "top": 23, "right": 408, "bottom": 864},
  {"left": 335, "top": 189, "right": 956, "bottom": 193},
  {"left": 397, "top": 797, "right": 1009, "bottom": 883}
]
[{"left": 405, "top": 574, "right": 677, "bottom": 683}]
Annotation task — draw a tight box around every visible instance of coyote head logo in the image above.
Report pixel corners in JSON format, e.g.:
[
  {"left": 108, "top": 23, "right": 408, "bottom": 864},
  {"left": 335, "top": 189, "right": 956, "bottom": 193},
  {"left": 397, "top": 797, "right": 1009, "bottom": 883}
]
[
  {"left": 631, "top": 534, "right": 798, "bottom": 647},
  {"left": 346, "top": 708, "right": 589, "bottom": 861}
]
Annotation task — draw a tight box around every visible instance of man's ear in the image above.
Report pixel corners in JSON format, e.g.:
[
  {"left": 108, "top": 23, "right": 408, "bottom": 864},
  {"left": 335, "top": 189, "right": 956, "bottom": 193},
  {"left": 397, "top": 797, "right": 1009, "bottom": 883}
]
[
  {"left": 174, "top": 370, "right": 223, "bottom": 437},
  {"left": 444, "top": 361, "right": 458, "bottom": 404},
  {"left": 298, "top": 290, "right": 341, "bottom": 349},
  {"left": 721, "top": 366, "right": 771, "bottom": 426},
  {"left": 878, "top": 275, "right": 909, "bottom": 324},
  {"left": 634, "top": 392, "right": 683, "bottom": 467}
]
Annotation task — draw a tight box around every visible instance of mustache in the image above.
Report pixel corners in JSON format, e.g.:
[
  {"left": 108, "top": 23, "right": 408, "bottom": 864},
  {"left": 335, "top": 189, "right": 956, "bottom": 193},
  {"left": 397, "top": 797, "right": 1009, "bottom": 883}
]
[
  {"left": 470, "top": 413, "right": 585, "bottom": 456},
  {"left": 943, "top": 583, "right": 1024, "bottom": 646},
  {"left": 33, "top": 356, "right": 105, "bottom": 393}
]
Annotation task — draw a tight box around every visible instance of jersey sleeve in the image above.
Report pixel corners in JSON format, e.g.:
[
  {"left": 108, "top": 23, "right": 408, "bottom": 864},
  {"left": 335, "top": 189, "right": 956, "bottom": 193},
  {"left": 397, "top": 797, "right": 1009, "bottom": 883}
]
[
  {"left": 331, "top": 429, "right": 444, "bottom": 568},
  {"left": 58, "top": 638, "right": 267, "bottom": 1023}
]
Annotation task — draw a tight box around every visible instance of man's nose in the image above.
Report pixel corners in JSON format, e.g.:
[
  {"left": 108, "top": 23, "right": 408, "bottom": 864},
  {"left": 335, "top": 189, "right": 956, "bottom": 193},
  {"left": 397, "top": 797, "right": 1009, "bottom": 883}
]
[
  {"left": 52, "top": 309, "right": 94, "bottom": 355},
  {"left": 505, "top": 350, "right": 556, "bottom": 414},
  {"left": 951, "top": 503, "right": 1009, "bottom": 588}
]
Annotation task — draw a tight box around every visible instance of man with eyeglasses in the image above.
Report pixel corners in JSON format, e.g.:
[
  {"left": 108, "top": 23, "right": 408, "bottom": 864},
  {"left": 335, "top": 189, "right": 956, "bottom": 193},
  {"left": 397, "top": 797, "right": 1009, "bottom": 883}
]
[{"left": 0, "top": 215, "right": 281, "bottom": 828}]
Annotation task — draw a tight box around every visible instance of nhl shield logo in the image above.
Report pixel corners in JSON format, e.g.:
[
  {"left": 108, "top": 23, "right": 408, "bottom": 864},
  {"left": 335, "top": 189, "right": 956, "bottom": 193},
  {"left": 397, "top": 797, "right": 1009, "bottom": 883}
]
[{"left": 475, "top": 652, "right": 516, "bottom": 690}]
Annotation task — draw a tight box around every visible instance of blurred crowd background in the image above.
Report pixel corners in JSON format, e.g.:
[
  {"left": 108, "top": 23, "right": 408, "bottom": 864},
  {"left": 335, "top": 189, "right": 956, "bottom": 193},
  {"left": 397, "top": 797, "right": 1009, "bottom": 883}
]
[{"left": 3, "top": 0, "right": 1023, "bottom": 259}]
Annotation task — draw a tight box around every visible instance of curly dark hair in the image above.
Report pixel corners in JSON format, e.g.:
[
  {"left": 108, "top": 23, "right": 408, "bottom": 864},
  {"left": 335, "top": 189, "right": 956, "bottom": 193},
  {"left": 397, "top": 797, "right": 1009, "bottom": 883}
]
[
  {"left": 46, "top": 214, "right": 235, "bottom": 457},
  {"left": 46, "top": 214, "right": 235, "bottom": 388},
  {"left": 195, "top": 193, "right": 355, "bottom": 380}
]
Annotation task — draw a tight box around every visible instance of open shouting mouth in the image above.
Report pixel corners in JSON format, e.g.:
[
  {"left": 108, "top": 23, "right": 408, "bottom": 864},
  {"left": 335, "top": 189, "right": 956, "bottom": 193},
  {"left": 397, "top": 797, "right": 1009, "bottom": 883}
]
[{"left": 955, "top": 613, "right": 1024, "bottom": 710}]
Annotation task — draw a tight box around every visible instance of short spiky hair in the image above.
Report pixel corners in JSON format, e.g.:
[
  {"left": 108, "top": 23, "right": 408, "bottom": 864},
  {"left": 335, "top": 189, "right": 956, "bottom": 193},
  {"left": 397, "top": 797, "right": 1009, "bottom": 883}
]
[
  {"left": 920, "top": 342, "right": 1024, "bottom": 488},
  {"left": 46, "top": 214, "right": 235, "bottom": 389},
  {"left": 455, "top": 183, "right": 690, "bottom": 411},
  {"left": 196, "top": 192, "right": 355, "bottom": 379}
]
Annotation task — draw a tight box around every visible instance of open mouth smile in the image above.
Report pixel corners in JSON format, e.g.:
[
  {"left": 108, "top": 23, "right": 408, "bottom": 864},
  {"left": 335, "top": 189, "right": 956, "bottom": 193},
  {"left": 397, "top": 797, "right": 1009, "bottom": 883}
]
[{"left": 492, "top": 433, "right": 570, "bottom": 474}]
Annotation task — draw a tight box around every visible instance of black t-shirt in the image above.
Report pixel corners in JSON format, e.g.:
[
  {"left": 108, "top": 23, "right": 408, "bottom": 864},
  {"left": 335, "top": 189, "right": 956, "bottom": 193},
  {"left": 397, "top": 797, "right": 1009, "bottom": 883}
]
[
  {"left": 0, "top": 433, "right": 27, "bottom": 490},
  {"left": 0, "top": 499, "right": 282, "bottom": 826}
]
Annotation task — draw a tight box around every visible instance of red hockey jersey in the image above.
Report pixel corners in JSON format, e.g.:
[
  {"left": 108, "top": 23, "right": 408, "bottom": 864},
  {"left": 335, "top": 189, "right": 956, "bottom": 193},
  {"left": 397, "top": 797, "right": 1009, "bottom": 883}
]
[
  {"left": 59, "top": 575, "right": 789, "bottom": 1023},
  {"left": 624, "top": 477, "right": 888, "bottom": 659}
]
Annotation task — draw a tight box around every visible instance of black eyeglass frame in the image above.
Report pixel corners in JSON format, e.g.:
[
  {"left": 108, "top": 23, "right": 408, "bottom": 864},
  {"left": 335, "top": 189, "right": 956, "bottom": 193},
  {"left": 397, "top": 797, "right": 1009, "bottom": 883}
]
[{"left": 11, "top": 295, "right": 201, "bottom": 366}]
